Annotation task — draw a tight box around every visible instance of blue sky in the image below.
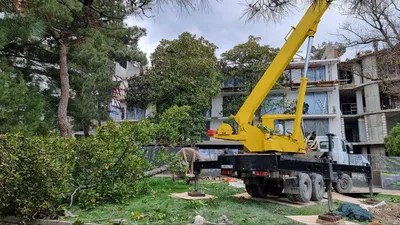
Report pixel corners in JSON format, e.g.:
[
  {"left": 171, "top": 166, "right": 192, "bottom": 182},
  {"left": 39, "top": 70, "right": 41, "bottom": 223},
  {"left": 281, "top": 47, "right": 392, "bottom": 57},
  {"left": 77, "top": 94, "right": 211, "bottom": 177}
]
[{"left": 126, "top": 1, "right": 367, "bottom": 63}]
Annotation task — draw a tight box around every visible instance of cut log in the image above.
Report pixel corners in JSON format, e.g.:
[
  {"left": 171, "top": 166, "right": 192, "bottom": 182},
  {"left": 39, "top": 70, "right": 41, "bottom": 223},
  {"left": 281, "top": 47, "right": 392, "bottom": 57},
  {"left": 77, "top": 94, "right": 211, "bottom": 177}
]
[{"left": 144, "top": 165, "right": 169, "bottom": 177}]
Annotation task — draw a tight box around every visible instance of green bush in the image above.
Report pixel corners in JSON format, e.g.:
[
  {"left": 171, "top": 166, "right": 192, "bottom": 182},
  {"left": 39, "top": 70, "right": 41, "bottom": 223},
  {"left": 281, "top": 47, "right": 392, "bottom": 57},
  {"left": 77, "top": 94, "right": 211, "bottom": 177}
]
[
  {"left": 385, "top": 122, "right": 400, "bottom": 156},
  {"left": 0, "top": 120, "right": 156, "bottom": 220},
  {"left": 0, "top": 132, "right": 75, "bottom": 221},
  {"left": 0, "top": 105, "right": 198, "bottom": 221},
  {"left": 71, "top": 120, "right": 155, "bottom": 208}
]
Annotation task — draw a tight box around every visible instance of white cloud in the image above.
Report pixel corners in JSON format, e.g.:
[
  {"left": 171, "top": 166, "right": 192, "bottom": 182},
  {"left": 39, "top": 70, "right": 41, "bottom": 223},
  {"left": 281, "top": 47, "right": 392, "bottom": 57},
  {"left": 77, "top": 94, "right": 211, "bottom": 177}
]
[{"left": 126, "top": 1, "right": 360, "bottom": 63}]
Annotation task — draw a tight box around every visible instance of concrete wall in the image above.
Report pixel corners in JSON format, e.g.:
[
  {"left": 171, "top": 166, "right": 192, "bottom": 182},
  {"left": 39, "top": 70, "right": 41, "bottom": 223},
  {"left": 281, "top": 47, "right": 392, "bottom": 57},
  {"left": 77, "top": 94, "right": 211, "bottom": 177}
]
[
  {"left": 362, "top": 56, "right": 378, "bottom": 81},
  {"left": 353, "top": 63, "right": 362, "bottom": 85},
  {"left": 211, "top": 95, "right": 223, "bottom": 118},
  {"left": 356, "top": 90, "right": 364, "bottom": 114},
  {"left": 358, "top": 118, "right": 367, "bottom": 142},
  {"left": 365, "top": 113, "right": 385, "bottom": 143},
  {"left": 364, "top": 84, "right": 381, "bottom": 112},
  {"left": 371, "top": 145, "right": 386, "bottom": 155}
]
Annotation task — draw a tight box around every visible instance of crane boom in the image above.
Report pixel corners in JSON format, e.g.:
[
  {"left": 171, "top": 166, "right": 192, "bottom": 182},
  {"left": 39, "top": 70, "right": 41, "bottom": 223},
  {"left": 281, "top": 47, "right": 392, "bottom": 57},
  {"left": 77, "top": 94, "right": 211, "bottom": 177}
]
[{"left": 208, "top": 1, "right": 330, "bottom": 153}]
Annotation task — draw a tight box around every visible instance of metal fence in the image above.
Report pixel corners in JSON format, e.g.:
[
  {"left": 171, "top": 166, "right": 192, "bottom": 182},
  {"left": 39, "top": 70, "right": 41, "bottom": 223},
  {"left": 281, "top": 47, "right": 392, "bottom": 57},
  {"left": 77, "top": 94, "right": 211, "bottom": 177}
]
[{"left": 350, "top": 154, "right": 400, "bottom": 190}]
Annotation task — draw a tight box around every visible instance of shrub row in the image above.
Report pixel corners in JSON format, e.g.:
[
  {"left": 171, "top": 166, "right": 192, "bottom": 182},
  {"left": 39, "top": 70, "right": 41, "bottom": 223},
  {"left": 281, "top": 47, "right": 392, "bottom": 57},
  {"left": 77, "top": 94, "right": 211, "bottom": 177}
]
[{"left": 0, "top": 120, "right": 162, "bottom": 221}]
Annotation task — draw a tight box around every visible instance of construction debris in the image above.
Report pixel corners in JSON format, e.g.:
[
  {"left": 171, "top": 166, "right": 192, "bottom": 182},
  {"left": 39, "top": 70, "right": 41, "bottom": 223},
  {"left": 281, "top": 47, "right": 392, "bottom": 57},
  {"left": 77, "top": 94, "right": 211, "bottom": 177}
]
[{"left": 366, "top": 201, "right": 400, "bottom": 225}]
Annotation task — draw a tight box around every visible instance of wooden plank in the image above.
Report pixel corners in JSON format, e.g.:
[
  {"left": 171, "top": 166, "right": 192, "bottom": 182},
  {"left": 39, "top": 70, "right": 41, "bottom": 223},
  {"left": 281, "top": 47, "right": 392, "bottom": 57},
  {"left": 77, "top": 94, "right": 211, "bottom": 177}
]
[{"left": 169, "top": 192, "right": 216, "bottom": 200}]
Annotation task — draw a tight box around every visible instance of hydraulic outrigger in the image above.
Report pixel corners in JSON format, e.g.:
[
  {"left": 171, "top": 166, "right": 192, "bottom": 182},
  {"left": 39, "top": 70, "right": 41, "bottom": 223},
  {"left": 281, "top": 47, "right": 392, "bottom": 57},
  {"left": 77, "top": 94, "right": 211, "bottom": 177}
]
[{"left": 189, "top": 0, "right": 374, "bottom": 215}]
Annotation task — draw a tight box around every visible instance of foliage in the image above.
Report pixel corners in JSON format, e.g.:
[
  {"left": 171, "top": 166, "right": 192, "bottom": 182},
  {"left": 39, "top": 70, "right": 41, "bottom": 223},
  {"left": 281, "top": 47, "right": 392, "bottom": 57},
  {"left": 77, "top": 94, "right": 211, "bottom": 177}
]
[
  {"left": 311, "top": 41, "right": 346, "bottom": 59},
  {"left": 127, "top": 32, "right": 221, "bottom": 113},
  {"left": 0, "top": 120, "right": 156, "bottom": 220},
  {"left": 385, "top": 122, "right": 400, "bottom": 156},
  {"left": 0, "top": 62, "right": 54, "bottom": 135},
  {"left": 0, "top": 0, "right": 148, "bottom": 137},
  {"left": 71, "top": 120, "right": 156, "bottom": 209},
  {"left": 155, "top": 148, "right": 187, "bottom": 181},
  {"left": 0, "top": 132, "right": 75, "bottom": 221},
  {"left": 219, "top": 35, "right": 281, "bottom": 118},
  {"left": 126, "top": 32, "right": 221, "bottom": 142},
  {"left": 153, "top": 105, "right": 204, "bottom": 146},
  {"left": 0, "top": 107, "right": 210, "bottom": 220},
  {"left": 220, "top": 35, "right": 279, "bottom": 92}
]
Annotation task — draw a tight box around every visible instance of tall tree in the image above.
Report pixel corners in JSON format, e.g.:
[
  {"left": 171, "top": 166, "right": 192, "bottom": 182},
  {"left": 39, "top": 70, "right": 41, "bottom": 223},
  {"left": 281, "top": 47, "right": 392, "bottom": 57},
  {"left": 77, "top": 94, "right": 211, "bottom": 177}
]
[
  {"left": 0, "top": 62, "right": 53, "bottom": 135},
  {"left": 0, "top": 0, "right": 148, "bottom": 137},
  {"left": 126, "top": 32, "right": 222, "bottom": 143},
  {"left": 127, "top": 32, "right": 221, "bottom": 114}
]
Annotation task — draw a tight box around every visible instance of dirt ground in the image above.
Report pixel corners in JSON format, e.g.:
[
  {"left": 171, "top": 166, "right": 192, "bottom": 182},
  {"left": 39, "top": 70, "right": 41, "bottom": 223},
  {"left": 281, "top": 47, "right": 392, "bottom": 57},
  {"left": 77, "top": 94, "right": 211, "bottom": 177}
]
[{"left": 361, "top": 199, "right": 400, "bottom": 225}]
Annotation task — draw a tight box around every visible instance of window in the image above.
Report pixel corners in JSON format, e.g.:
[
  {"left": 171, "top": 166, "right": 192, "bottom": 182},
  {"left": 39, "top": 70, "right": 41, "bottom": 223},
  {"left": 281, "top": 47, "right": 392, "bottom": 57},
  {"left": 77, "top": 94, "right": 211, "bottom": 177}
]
[
  {"left": 126, "top": 106, "right": 146, "bottom": 120},
  {"left": 261, "top": 94, "right": 285, "bottom": 115},
  {"left": 319, "top": 141, "right": 334, "bottom": 150},
  {"left": 307, "top": 66, "right": 326, "bottom": 81},
  {"left": 304, "top": 92, "right": 328, "bottom": 114},
  {"left": 303, "top": 119, "right": 329, "bottom": 136}
]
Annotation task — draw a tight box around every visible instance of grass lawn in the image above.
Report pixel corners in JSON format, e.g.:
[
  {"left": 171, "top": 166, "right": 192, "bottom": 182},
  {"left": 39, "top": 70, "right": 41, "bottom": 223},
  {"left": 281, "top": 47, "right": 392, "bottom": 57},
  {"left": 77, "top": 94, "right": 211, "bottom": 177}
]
[{"left": 67, "top": 177, "right": 400, "bottom": 225}]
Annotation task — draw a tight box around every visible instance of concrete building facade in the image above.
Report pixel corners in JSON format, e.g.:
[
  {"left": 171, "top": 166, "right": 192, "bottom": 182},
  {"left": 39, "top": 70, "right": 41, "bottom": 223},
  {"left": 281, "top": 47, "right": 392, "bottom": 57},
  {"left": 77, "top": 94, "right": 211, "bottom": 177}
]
[
  {"left": 338, "top": 51, "right": 400, "bottom": 156},
  {"left": 198, "top": 47, "right": 344, "bottom": 150}
]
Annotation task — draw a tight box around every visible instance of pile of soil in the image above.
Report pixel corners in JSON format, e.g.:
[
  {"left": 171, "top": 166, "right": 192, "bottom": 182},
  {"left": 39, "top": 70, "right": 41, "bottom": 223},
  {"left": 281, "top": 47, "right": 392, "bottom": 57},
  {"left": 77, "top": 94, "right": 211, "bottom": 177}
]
[{"left": 365, "top": 201, "right": 400, "bottom": 225}]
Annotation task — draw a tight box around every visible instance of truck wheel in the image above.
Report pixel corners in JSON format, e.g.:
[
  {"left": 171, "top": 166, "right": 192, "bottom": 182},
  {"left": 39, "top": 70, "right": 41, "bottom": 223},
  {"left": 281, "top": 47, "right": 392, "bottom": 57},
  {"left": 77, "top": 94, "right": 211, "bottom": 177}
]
[
  {"left": 311, "top": 174, "right": 325, "bottom": 201},
  {"left": 294, "top": 173, "right": 312, "bottom": 203},
  {"left": 286, "top": 194, "right": 297, "bottom": 202},
  {"left": 245, "top": 184, "right": 267, "bottom": 198},
  {"left": 334, "top": 174, "right": 352, "bottom": 193}
]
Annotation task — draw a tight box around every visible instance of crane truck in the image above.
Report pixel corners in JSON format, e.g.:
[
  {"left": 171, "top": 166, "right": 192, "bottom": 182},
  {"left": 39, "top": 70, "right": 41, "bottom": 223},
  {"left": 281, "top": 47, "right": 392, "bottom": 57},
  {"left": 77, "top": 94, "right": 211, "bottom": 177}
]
[{"left": 190, "top": 0, "right": 373, "bottom": 205}]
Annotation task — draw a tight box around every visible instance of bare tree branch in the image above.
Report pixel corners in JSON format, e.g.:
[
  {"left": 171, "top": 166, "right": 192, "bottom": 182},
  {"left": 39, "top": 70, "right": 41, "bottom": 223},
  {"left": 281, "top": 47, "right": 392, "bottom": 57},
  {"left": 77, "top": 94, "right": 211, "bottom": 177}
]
[{"left": 338, "top": 0, "right": 400, "bottom": 49}]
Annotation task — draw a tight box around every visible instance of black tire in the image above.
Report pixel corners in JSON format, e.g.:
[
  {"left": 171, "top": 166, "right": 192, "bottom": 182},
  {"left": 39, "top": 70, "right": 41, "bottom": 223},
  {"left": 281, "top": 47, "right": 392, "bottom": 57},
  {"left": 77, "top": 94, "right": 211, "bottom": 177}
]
[
  {"left": 334, "top": 173, "right": 353, "bottom": 193},
  {"left": 245, "top": 184, "right": 267, "bottom": 198},
  {"left": 311, "top": 174, "right": 325, "bottom": 201},
  {"left": 294, "top": 173, "right": 312, "bottom": 203},
  {"left": 286, "top": 193, "right": 297, "bottom": 202}
]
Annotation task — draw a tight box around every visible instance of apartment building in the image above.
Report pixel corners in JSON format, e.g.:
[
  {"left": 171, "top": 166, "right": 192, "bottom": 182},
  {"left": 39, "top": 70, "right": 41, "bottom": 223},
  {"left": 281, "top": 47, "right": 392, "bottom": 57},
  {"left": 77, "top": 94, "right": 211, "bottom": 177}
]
[
  {"left": 109, "top": 61, "right": 152, "bottom": 122},
  {"left": 338, "top": 50, "right": 400, "bottom": 156},
  {"left": 197, "top": 46, "right": 344, "bottom": 150}
]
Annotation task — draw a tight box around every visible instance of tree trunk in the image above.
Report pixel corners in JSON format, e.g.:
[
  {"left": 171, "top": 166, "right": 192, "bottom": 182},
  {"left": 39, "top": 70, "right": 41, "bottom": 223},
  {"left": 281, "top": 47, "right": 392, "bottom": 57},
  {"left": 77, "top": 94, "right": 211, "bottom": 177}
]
[
  {"left": 51, "top": 28, "right": 72, "bottom": 137},
  {"left": 143, "top": 165, "right": 169, "bottom": 177},
  {"left": 83, "top": 123, "right": 90, "bottom": 138}
]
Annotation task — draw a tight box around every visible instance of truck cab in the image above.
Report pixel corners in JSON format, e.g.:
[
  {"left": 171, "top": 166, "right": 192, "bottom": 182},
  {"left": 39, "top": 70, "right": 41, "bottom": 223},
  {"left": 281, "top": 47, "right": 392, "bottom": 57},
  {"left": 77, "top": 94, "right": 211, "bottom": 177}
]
[
  {"left": 306, "top": 136, "right": 370, "bottom": 166},
  {"left": 307, "top": 136, "right": 351, "bottom": 165}
]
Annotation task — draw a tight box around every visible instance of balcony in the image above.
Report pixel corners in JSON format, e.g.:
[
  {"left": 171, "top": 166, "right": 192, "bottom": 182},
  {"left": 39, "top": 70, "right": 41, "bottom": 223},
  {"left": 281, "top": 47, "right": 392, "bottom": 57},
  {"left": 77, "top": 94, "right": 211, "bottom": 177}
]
[{"left": 341, "top": 103, "right": 358, "bottom": 115}]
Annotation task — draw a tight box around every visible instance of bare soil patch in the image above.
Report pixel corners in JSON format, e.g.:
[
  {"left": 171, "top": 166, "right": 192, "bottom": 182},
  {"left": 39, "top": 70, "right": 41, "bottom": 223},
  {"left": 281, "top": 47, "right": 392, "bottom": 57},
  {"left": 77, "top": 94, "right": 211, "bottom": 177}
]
[{"left": 362, "top": 200, "right": 400, "bottom": 225}]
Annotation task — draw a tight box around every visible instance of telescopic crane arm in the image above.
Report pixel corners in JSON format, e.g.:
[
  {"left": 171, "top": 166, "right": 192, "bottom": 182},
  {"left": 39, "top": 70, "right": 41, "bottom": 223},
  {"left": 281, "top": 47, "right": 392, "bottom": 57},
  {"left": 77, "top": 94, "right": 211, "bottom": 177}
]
[{"left": 208, "top": 1, "right": 330, "bottom": 154}]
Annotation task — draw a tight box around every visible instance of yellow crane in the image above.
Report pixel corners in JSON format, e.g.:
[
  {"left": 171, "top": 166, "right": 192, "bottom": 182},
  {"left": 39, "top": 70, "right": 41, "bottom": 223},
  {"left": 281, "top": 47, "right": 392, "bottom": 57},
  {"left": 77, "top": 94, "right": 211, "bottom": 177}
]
[
  {"left": 208, "top": 0, "right": 329, "bottom": 154},
  {"left": 192, "top": 0, "right": 374, "bottom": 208}
]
